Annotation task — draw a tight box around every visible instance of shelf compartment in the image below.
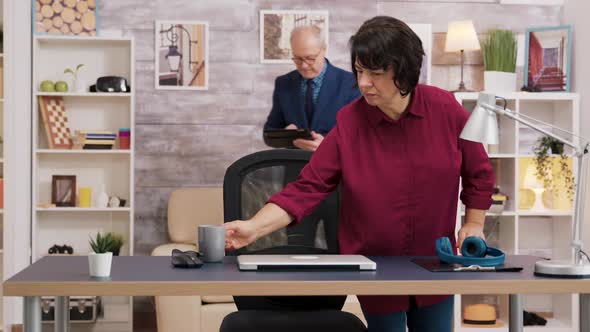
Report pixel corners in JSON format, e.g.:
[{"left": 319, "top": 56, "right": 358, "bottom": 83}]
[
  {"left": 460, "top": 294, "right": 508, "bottom": 329},
  {"left": 522, "top": 294, "right": 575, "bottom": 330},
  {"left": 461, "top": 99, "right": 517, "bottom": 155},
  {"left": 518, "top": 99, "right": 575, "bottom": 155},
  {"left": 490, "top": 157, "right": 516, "bottom": 212},
  {"left": 35, "top": 154, "right": 131, "bottom": 207},
  {"left": 37, "top": 149, "right": 132, "bottom": 155},
  {"left": 35, "top": 92, "right": 131, "bottom": 97},
  {"left": 35, "top": 211, "right": 130, "bottom": 260},
  {"left": 518, "top": 216, "right": 572, "bottom": 260},
  {"left": 35, "top": 96, "right": 131, "bottom": 150},
  {"left": 461, "top": 216, "right": 516, "bottom": 254},
  {"left": 37, "top": 208, "right": 131, "bottom": 212},
  {"left": 34, "top": 37, "right": 132, "bottom": 91},
  {"left": 517, "top": 157, "right": 573, "bottom": 212}
]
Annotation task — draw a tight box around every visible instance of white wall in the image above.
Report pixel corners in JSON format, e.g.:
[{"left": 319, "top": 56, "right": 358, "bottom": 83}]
[
  {"left": 562, "top": 0, "right": 590, "bottom": 251},
  {"left": 3, "top": 0, "right": 32, "bottom": 327}
]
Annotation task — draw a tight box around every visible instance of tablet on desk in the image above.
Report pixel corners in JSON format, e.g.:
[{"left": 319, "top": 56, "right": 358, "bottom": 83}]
[{"left": 263, "top": 129, "right": 313, "bottom": 148}]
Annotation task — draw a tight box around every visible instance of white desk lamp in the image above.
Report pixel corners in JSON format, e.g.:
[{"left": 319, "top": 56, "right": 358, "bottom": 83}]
[
  {"left": 523, "top": 164, "right": 549, "bottom": 212},
  {"left": 461, "top": 93, "right": 590, "bottom": 278}
]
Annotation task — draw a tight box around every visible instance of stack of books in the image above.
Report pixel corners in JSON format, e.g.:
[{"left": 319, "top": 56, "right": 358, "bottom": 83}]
[{"left": 73, "top": 130, "right": 117, "bottom": 150}]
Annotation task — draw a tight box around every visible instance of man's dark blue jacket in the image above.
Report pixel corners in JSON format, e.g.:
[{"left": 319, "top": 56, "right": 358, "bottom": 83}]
[{"left": 263, "top": 60, "right": 361, "bottom": 137}]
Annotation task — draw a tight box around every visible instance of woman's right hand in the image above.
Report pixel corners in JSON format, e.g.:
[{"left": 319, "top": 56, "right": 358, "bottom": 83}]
[{"left": 224, "top": 220, "right": 258, "bottom": 250}]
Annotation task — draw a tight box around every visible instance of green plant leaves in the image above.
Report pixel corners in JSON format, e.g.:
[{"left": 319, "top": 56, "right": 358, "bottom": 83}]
[
  {"left": 532, "top": 136, "right": 575, "bottom": 202},
  {"left": 89, "top": 231, "right": 125, "bottom": 254},
  {"left": 482, "top": 29, "right": 517, "bottom": 73}
]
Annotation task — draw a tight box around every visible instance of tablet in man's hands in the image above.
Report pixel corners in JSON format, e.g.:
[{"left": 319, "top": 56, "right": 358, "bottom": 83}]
[{"left": 263, "top": 129, "right": 313, "bottom": 148}]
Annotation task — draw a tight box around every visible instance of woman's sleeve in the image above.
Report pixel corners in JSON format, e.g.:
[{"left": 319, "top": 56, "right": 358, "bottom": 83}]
[
  {"left": 268, "top": 123, "right": 343, "bottom": 223},
  {"left": 456, "top": 104, "right": 495, "bottom": 209}
]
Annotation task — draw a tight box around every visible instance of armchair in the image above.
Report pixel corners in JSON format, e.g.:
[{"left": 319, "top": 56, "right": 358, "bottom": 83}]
[{"left": 151, "top": 187, "right": 236, "bottom": 332}]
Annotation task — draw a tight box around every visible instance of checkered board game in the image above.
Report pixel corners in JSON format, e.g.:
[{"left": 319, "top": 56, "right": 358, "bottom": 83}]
[{"left": 38, "top": 96, "right": 73, "bottom": 149}]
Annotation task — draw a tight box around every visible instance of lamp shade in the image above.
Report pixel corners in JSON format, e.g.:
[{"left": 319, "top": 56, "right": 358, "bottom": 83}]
[
  {"left": 523, "top": 164, "right": 546, "bottom": 189},
  {"left": 445, "top": 20, "right": 481, "bottom": 52},
  {"left": 460, "top": 93, "right": 499, "bottom": 145}
]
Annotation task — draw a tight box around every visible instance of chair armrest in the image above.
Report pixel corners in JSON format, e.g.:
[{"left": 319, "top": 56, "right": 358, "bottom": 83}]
[
  {"left": 156, "top": 296, "right": 202, "bottom": 332},
  {"left": 152, "top": 243, "right": 198, "bottom": 256},
  {"left": 153, "top": 243, "right": 203, "bottom": 332}
]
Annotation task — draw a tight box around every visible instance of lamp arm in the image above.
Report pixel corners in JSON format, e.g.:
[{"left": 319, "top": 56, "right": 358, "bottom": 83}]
[
  {"left": 482, "top": 101, "right": 590, "bottom": 264},
  {"left": 480, "top": 103, "right": 584, "bottom": 154}
]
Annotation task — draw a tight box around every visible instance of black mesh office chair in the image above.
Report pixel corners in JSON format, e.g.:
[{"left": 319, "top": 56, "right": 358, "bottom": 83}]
[{"left": 220, "top": 149, "right": 366, "bottom": 332}]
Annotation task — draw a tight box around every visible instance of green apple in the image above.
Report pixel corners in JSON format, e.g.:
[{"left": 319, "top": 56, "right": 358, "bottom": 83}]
[
  {"left": 40, "top": 80, "right": 55, "bottom": 92},
  {"left": 54, "top": 81, "right": 69, "bottom": 92}
]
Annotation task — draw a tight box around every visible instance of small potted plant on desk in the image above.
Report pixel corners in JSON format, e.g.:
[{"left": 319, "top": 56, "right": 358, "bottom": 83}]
[{"left": 88, "top": 232, "right": 117, "bottom": 278}]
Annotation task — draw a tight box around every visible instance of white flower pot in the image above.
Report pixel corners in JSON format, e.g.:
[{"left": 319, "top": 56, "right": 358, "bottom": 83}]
[
  {"left": 484, "top": 71, "right": 517, "bottom": 93},
  {"left": 75, "top": 79, "right": 87, "bottom": 93},
  {"left": 88, "top": 252, "right": 113, "bottom": 277}
]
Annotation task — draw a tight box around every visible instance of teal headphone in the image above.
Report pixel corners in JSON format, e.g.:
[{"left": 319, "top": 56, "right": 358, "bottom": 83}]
[{"left": 436, "top": 236, "right": 505, "bottom": 267}]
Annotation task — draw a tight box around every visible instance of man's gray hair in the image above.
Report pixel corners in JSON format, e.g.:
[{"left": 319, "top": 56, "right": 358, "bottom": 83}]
[{"left": 290, "top": 25, "right": 326, "bottom": 49}]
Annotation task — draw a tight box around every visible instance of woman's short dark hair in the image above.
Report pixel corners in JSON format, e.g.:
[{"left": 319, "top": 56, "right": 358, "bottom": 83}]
[{"left": 349, "top": 16, "right": 424, "bottom": 97}]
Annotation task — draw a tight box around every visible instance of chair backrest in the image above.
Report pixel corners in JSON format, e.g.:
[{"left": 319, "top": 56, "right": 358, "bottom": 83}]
[
  {"left": 168, "top": 187, "right": 224, "bottom": 245},
  {"left": 223, "top": 149, "right": 340, "bottom": 255},
  {"left": 223, "top": 149, "right": 346, "bottom": 312}
]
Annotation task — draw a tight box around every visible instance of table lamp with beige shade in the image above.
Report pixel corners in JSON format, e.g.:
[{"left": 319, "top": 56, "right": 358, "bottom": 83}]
[
  {"left": 445, "top": 20, "right": 481, "bottom": 92},
  {"left": 522, "top": 164, "right": 550, "bottom": 212}
]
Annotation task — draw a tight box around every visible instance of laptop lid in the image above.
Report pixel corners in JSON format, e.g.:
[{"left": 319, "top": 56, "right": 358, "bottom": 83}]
[{"left": 237, "top": 254, "right": 377, "bottom": 271}]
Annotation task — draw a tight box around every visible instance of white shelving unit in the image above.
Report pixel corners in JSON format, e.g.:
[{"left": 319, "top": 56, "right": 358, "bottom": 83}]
[
  {"left": 32, "top": 35, "right": 135, "bottom": 332},
  {"left": 0, "top": 0, "right": 5, "bottom": 329},
  {"left": 454, "top": 92, "right": 580, "bottom": 332}
]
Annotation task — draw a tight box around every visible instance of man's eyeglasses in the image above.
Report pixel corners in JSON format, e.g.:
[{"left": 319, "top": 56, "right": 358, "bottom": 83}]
[{"left": 291, "top": 49, "right": 323, "bottom": 65}]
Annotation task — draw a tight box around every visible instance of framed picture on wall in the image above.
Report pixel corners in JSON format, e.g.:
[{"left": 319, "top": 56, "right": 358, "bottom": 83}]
[
  {"left": 33, "top": 0, "right": 99, "bottom": 36},
  {"left": 51, "top": 175, "right": 76, "bottom": 207},
  {"left": 408, "top": 24, "right": 432, "bottom": 85},
  {"left": 524, "top": 25, "right": 572, "bottom": 92},
  {"left": 155, "top": 20, "right": 209, "bottom": 90},
  {"left": 260, "top": 10, "right": 329, "bottom": 64}
]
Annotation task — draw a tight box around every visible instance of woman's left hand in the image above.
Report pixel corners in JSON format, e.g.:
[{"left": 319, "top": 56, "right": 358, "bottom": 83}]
[{"left": 457, "top": 222, "right": 485, "bottom": 250}]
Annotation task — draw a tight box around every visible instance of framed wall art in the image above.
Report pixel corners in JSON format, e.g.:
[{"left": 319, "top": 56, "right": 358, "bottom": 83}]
[
  {"left": 155, "top": 20, "right": 209, "bottom": 90},
  {"left": 260, "top": 10, "right": 329, "bottom": 64},
  {"left": 524, "top": 25, "right": 572, "bottom": 92}
]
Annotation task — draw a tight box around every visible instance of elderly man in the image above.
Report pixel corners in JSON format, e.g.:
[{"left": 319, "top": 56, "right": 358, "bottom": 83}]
[{"left": 264, "top": 25, "right": 360, "bottom": 151}]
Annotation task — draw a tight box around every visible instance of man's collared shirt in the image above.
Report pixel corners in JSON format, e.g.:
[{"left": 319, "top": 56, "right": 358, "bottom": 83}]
[{"left": 300, "top": 62, "right": 328, "bottom": 105}]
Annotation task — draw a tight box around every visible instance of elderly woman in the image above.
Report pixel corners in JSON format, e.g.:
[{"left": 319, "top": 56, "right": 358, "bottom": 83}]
[{"left": 225, "top": 16, "right": 494, "bottom": 332}]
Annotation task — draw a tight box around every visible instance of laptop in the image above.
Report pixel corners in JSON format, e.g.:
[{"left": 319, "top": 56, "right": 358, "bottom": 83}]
[{"left": 237, "top": 254, "right": 377, "bottom": 271}]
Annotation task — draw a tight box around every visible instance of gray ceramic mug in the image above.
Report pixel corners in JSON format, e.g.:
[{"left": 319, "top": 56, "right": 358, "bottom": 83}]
[{"left": 198, "top": 225, "right": 226, "bottom": 263}]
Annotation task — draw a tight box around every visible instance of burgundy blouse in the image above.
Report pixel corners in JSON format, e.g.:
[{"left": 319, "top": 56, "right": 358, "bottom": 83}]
[{"left": 269, "top": 84, "right": 494, "bottom": 314}]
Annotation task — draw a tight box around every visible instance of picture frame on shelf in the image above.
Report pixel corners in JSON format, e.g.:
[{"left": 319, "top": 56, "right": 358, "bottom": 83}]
[
  {"left": 33, "top": 0, "right": 99, "bottom": 36},
  {"left": 523, "top": 25, "right": 572, "bottom": 92},
  {"left": 259, "top": 10, "right": 329, "bottom": 64},
  {"left": 408, "top": 23, "right": 432, "bottom": 85},
  {"left": 155, "top": 20, "right": 209, "bottom": 90},
  {"left": 51, "top": 175, "right": 76, "bottom": 207}
]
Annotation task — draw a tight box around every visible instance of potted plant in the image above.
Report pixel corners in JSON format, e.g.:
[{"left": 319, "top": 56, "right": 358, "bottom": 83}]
[
  {"left": 532, "top": 136, "right": 574, "bottom": 202},
  {"left": 481, "top": 29, "right": 517, "bottom": 92},
  {"left": 88, "top": 232, "right": 115, "bottom": 277},
  {"left": 64, "top": 64, "right": 86, "bottom": 93}
]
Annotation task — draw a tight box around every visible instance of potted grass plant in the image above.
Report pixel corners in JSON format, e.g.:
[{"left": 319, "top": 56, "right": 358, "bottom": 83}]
[
  {"left": 88, "top": 232, "right": 115, "bottom": 277},
  {"left": 482, "top": 29, "right": 517, "bottom": 92}
]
